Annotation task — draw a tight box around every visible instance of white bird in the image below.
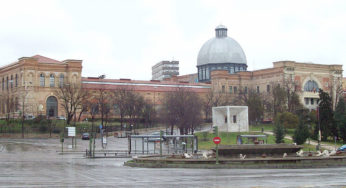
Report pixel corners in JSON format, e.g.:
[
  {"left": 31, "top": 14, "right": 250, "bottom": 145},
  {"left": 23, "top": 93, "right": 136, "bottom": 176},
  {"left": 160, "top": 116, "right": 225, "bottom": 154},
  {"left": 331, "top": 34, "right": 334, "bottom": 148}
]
[
  {"left": 202, "top": 152, "right": 208, "bottom": 159},
  {"left": 239, "top": 154, "right": 246, "bottom": 159},
  {"left": 184, "top": 153, "right": 192, "bottom": 159},
  {"left": 329, "top": 149, "right": 336, "bottom": 156},
  {"left": 296, "top": 150, "right": 304, "bottom": 157},
  {"left": 283, "top": 153, "right": 287, "bottom": 158},
  {"left": 322, "top": 150, "right": 330, "bottom": 157},
  {"left": 316, "top": 150, "right": 322, "bottom": 157}
]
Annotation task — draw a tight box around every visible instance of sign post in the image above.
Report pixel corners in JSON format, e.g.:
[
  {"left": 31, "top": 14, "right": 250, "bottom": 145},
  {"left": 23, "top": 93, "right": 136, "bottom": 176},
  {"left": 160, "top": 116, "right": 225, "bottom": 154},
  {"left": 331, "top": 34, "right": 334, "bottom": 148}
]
[
  {"left": 213, "top": 126, "right": 220, "bottom": 164},
  {"left": 66, "top": 127, "right": 76, "bottom": 149}
]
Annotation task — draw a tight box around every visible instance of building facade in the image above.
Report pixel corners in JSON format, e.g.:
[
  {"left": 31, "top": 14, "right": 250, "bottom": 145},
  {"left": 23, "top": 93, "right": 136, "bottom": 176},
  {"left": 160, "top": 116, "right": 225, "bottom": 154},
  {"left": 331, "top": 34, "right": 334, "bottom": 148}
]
[
  {"left": 152, "top": 60, "right": 179, "bottom": 80},
  {"left": 0, "top": 55, "right": 82, "bottom": 118}
]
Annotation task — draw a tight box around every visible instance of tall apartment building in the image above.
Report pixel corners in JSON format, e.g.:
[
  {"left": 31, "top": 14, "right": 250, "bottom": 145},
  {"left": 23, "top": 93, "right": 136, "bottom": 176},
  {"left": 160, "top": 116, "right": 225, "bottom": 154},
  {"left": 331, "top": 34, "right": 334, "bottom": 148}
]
[{"left": 152, "top": 60, "right": 179, "bottom": 80}]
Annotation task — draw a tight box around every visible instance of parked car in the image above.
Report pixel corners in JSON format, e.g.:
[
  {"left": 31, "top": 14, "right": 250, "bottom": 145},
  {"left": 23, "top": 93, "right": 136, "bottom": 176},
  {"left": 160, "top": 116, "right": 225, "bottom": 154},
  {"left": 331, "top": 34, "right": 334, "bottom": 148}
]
[
  {"left": 56, "top": 116, "right": 66, "bottom": 120},
  {"left": 337, "top": 145, "right": 346, "bottom": 152},
  {"left": 25, "top": 115, "right": 35, "bottom": 120},
  {"left": 82, "top": 133, "right": 90, "bottom": 140}
]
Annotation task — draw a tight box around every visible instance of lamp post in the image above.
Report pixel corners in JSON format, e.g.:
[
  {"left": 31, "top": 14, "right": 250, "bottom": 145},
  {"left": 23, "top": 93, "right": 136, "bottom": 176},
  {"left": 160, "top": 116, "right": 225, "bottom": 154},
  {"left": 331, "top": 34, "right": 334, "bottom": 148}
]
[{"left": 21, "top": 81, "right": 32, "bottom": 139}]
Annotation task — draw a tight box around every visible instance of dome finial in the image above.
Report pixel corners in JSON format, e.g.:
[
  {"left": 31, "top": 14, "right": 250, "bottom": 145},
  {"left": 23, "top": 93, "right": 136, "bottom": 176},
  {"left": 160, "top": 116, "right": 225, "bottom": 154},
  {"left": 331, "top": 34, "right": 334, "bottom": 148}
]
[{"left": 215, "top": 24, "right": 227, "bottom": 38}]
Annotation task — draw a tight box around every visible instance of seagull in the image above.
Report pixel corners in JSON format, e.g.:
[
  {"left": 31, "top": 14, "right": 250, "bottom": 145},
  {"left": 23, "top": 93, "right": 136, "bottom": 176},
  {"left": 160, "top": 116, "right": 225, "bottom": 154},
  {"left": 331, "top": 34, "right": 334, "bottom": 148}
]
[
  {"left": 184, "top": 153, "right": 192, "bottom": 159},
  {"left": 322, "top": 150, "right": 330, "bottom": 157},
  {"left": 283, "top": 153, "right": 287, "bottom": 158},
  {"left": 202, "top": 152, "right": 208, "bottom": 159},
  {"left": 239, "top": 154, "right": 246, "bottom": 159},
  {"left": 296, "top": 150, "right": 304, "bottom": 157},
  {"left": 329, "top": 149, "right": 336, "bottom": 156}
]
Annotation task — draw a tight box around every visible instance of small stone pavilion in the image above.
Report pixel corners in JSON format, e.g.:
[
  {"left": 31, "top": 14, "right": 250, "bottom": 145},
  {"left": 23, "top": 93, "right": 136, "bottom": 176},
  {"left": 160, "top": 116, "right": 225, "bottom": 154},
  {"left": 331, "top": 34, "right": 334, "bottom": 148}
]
[{"left": 212, "top": 106, "right": 249, "bottom": 132}]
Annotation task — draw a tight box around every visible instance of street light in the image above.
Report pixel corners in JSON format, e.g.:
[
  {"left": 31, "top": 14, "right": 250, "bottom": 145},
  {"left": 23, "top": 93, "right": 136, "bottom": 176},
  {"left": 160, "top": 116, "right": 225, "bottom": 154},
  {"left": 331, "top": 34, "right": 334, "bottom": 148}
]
[{"left": 21, "top": 81, "right": 32, "bottom": 138}]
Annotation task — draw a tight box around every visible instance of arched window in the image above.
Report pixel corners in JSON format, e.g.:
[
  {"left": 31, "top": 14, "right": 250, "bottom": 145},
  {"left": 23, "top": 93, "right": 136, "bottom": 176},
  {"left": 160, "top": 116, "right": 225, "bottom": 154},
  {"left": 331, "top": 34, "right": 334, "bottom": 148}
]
[
  {"left": 46, "top": 96, "right": 58, "bottom": 117},
  {"left": 59, "top": 74, "right": 64, "bottom": 87},
  {"left": 40, "top": 74, "right": 45, "bottom": 87},
  {"left": 304, "top": 80, "right": 319, "bottom": 92},
  {"left": 50, "top": 74, "right": 55, "bottom": 87}
]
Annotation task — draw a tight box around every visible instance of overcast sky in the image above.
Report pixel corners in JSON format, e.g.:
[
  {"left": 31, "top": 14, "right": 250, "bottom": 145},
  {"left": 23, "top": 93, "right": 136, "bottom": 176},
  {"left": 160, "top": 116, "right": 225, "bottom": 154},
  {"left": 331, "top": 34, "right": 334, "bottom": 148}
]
[{"left": 1, "top": 0, "right": 345, "bottom": 80}]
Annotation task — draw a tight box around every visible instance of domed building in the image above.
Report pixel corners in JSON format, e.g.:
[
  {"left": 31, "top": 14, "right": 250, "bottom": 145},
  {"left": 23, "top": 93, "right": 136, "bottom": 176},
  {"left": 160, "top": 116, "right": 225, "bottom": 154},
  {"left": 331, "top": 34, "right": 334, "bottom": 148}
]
[{"left": 197, "top": 25, "right": 247, "bottom": 82}]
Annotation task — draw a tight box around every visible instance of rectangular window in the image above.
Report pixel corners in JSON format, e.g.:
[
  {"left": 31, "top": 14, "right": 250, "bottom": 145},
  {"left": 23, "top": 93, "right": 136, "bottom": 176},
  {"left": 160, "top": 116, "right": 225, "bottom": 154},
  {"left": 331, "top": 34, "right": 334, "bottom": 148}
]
[
  {"left": 257, "top": 86, "right": 260, "bottom": 93},
  {"left": 305, "top": 98, "right": 309, "bottom": 105},
  {"left": 234, "top": 86, "right": 238, "bottom": 94},
  {"left": 222, "top": 85, "right": 225, "bottom": 93},
  {"left": 311, "top": 98, "right": 314, "bottom": 105},
  {"left": 229, "top": 86, "right": 233, "bottom": 93},
  {"left": 233, "top": 115, "right": 237, "bottom": 123},
  {"left": 267, "top": 85, "right": 270, "bottom": 93},
  {"left": 244, "top": 86, "right": 248, "bottom": 94}
]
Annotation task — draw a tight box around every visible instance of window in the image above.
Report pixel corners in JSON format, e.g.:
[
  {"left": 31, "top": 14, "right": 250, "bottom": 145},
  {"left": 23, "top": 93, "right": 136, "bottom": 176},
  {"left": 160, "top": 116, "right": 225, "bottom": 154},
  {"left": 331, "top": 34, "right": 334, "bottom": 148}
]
[
  {"left": 229, "top": 67, "right": 234, "bottom": 74},
  {"left": 50, "top": 74, "right": 55, "bottom": 87},
  {"left": 15, "top": 74, "right": 18, "bottom": 87},
  {"left": 234, "top": 86, "right": 238, "bottom": 94},
  {"left": 233, "top": 115, "right": 237, "bottom": 123},
  {"left": 304, "top": 80, "right": 319, "bottom": 92},
  {"left": 267, "top": 85, "right": 270, "bottom": 93},
  {"left": 257, "top": 86, "right": 260, "bottom": 93},
  {"left": 244, "top": 86, "right": 248, "bottom": 94},
  {"left": 40, "top": 74, "right": 45, "bottom": 87},
  {"left": 10, "top": 75, "right": 13, "bottom": 88},
  {"left": 6, "top": 76, "right": 8, "bottom": 90},
  {"left": 222, "top": 85, "right": 225, "bottom": 93},
  {"left": 2, "top": 78, "right": 4, "bottom": 91},
  {"left": 229, "top": 86, "right": 233, "bottom": 93},
  {"left": 206, "top": 67, "right": 209, "bottom": 79},
  {"left": 305, "top": 98, "right": 309, "bottom": 105},
  {"left": 311, "top": 98, "right": 314, "bottom": 105}
]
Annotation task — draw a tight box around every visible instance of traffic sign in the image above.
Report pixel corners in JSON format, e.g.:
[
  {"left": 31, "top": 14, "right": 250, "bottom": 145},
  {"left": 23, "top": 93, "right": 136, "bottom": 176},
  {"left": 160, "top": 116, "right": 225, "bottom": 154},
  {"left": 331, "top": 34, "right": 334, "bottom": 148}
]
[
  {"left": 66, "top": 127, "right": 76, "bottom": 137},
  {"left": 213, "top": 136, "right": 221, "bottom": 144}
]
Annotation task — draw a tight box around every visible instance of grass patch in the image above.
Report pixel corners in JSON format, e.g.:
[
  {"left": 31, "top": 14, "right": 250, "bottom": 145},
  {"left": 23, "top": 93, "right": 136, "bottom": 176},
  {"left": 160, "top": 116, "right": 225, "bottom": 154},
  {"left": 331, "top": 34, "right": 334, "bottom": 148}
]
[{"left": 196, "top": 131, "right": 293, "bottom": 150}]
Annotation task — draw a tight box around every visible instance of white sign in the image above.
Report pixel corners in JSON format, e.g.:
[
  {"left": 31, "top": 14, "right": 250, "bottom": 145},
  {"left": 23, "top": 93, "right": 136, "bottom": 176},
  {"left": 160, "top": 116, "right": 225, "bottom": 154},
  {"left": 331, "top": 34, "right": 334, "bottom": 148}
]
[{"left": 66, "top": 127, "right": 76, "bottom": 137}]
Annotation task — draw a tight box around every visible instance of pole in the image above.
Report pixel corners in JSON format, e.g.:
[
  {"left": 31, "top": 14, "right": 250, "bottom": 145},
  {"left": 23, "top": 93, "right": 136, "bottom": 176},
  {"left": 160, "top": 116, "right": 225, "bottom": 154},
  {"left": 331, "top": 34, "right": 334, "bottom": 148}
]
[
  {"left": 215, "top": 126, "right": 219, "bottom": 165},
  {"left": 160, "top": 130, "right": 163, "bottom": 157}
]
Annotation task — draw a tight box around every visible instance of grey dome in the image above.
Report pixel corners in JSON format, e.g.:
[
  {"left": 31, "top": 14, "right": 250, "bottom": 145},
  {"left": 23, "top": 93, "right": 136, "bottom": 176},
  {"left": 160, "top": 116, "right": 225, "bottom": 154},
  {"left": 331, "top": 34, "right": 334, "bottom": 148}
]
[{"left": 197, "top": 25, "right": 247, "bottom": 66}]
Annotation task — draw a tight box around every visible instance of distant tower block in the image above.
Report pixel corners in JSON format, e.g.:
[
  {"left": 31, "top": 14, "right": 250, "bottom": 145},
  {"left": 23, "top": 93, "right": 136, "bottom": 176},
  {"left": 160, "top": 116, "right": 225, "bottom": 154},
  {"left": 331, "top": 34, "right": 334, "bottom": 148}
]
[
  {"left": 212, "top": 106, "right": 249, "bottom": 132},
  {"left": 152, "top": 60, "right": 179, "bottom": 80}
]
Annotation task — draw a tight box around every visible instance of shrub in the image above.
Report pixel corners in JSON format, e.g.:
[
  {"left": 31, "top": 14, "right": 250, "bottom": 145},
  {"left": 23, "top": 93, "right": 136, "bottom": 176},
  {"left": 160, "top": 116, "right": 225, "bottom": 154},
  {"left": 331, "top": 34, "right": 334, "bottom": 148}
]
[
  {"left": 276, "top": 112, "right": 299, "bottom": 129},
  {"left": 274, "top": 121, "right": 285, "bottom": 144},
  {"left": 39, "top": 124, "right": 48, "bottom": 133},
  {"left": 293, "top": 120, "right": 310, "bottom": 145}
]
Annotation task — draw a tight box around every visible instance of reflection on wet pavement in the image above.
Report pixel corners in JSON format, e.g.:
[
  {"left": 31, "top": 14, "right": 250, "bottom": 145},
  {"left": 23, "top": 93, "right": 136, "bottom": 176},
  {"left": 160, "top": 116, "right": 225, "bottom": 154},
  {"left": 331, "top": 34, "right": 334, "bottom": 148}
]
[{"left": 0, "top": 138, "right": 345, "bottom": 187}]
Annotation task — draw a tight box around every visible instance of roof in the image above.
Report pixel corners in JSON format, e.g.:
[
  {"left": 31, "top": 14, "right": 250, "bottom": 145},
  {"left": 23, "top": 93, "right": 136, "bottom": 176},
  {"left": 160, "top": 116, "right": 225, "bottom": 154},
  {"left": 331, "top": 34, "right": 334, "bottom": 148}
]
[
  {"left": 32, "top": 55, "right": 62, "bottom": 64},
  {"left": 197, "top": 25, "right": 247, "bottom": 66},
  {"left": 81, "top": 77, "right": 211, "bottom": 93}
]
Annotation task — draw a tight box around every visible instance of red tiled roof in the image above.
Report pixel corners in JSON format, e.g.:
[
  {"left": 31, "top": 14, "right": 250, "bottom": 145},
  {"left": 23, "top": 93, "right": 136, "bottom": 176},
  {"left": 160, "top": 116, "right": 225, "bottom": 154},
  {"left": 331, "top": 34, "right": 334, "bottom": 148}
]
[{"left": 32, "top": 55, "right": 61, "bottom": 64}]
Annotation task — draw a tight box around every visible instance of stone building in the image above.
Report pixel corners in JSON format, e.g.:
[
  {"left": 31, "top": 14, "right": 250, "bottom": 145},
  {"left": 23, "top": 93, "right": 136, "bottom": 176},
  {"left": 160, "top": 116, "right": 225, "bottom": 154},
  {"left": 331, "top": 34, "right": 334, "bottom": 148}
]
[
  {"left": 210, "top": 61, "right": 343, "bottom": 111},
  {"left": 198, "top": 25, "right": 343, "bottom": 111},
  {"left": 0, "top": 55, "right": 82, "bottom": 118}
]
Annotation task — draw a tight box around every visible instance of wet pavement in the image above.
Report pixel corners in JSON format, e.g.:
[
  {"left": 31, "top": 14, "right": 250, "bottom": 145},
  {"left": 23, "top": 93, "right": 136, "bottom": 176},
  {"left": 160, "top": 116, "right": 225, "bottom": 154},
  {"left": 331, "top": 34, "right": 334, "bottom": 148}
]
[{"left": 0, "top": 138, "right": 346, "bottom": 187}]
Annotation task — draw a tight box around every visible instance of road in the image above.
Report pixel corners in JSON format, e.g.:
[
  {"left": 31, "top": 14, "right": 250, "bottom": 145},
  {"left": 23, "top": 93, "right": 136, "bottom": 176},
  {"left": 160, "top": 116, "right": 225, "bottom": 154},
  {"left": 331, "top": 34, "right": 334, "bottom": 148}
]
[{"left": 0, "top": 138, "right": 345, "bottom": 187}]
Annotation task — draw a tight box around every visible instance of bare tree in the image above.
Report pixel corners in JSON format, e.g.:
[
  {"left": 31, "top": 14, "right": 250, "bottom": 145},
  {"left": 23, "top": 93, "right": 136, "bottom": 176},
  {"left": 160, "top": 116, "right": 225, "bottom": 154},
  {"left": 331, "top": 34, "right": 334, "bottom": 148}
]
[
  {"left": 112, "top": 87, "right": 134, "bottom": 130},
  {"left": 55, "top": 83, "right": 88, "bottom": 125},
  {"left": 162, "top": 87, "right": 203, "bottom": 135},
  {"left": 202, "top": 90, "right": 223, "bottom": 121}
]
